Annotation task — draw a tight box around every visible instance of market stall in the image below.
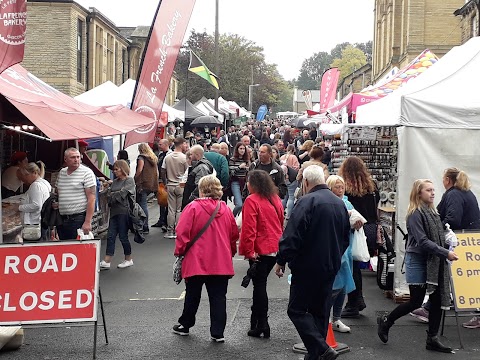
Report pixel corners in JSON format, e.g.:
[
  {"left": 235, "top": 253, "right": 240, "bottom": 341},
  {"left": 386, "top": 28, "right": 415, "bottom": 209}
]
[
  {"left": 355, "top": 36, "right": 480, "bottom": 297},
  {"left": 0, "top": 64, "right": 158, "bottom": 243}
]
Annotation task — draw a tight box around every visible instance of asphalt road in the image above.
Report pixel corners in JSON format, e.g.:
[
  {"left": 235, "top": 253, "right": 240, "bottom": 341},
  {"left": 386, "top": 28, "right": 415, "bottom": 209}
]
[{"left": 2, "top": 204, "right": 479, "bottom": 359}]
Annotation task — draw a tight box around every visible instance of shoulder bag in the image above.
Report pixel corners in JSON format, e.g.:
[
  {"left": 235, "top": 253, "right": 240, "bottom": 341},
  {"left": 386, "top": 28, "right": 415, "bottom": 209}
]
[{"left": 173, "top": 202, "right": 221, "bottom": 284}]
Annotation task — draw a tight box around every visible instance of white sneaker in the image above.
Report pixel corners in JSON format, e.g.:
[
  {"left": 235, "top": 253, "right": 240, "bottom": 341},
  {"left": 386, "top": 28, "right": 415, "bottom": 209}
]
[
  {"left": 333, "top": 320, "right": 351, "bottom": 333},
  {"left": 99, "top": 260, "right": 110, "bottom": 270},
  {"left": 117, "top": 259, "right": 134, "bottom": 269}
]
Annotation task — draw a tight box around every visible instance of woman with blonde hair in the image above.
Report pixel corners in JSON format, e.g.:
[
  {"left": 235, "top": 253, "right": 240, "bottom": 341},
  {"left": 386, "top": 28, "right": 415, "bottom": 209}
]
[
  {"left": 438, "top": 167, "right": 480, "bottom": 230},
  {"left": 298, "top": 139, "right": 314, "bottom": 165},
  {"left": 173, "top": 175, "right": 239, "bottom": 342},
  {"left": 377, "top": 179, "right": 458, "bottom": 353},
  {"left": 338, "top": 156, "right": 378, "bottom": 318},
  {"left": 325, "top": 175, "right": 357, "bottom": 333},
  {"left": 100, "top": 160, "right": 136, "bottom": 269},
  {"left": 411, "top": 168, "right": 480, "bottom": 327},
  {"left": 18, "top": 161, "right": 51, "bottom": 240},
  {"left": 135, "top": 143, "right": 159, "bottom": 233},
  {"left": 280, "top": 144, "right": 300, "bottom": 219}
]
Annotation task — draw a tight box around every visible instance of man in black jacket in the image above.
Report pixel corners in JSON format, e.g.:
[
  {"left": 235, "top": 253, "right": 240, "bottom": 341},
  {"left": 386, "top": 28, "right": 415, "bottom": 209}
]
[
  {"left": 275, "top": 165, "right": 350, "bottom": 360},
  {"left": 181, "top": 145, "right": 214, "bottom": 209},
  {"left": 248, "top": 144, "right": 287, "bottom": 198}
]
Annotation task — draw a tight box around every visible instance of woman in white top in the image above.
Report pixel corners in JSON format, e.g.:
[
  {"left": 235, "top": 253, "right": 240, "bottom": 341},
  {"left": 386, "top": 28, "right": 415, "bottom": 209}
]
[{"left": 18, "top": 161, "right": 52, "bottom": 240}]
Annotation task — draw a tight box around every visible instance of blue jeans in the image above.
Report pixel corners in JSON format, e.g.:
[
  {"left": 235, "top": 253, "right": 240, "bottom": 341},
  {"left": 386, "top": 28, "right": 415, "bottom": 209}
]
[
  {"left": 282, "top": 180, "right": 297, "bottom": 219},
  {"left": 136, "top": 190, "right": 150, "bottom": 231},
  {"left": 57, "top": 213, "right": 86, "bottom": 240},
  {"left": 231, "top": 181, "right": 243, "bottom": 216},
  {"left": 405, "top": 252, "right": 427, "bottom": 285},
  {"left": 331, "top": 289, "right": 346, "bottom": 322},
  {"left": 106, "top": 214, "right": 131, "bottom": 257}
]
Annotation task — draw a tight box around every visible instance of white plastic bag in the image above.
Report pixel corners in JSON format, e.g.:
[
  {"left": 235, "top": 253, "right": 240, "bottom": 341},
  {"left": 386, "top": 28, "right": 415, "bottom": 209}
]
[
  {"left": 77, "top": 229, "right": 94, "bottom": 240},
  {"left": 352, "top": 228, "right": 370, "bottom": 262},
  {"left": 236, "top": 211, "right": 242, "bottom": 230}
]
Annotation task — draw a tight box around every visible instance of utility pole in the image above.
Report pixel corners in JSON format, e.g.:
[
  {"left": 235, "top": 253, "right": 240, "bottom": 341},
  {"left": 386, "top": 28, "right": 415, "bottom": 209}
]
[{"left": 214, "top": 0, "right": 219, "bottom": 112}]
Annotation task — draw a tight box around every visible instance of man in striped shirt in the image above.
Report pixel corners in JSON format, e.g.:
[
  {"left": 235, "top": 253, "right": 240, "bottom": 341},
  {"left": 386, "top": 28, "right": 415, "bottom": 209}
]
[{"left": 55, "top": 148, "right": 96, "bottom": 240}]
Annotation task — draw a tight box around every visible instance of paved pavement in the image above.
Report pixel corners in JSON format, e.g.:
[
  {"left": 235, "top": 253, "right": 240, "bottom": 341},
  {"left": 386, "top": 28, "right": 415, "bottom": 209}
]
[{"left": 2, "top": 204, "right": 479, "bottom": 359}]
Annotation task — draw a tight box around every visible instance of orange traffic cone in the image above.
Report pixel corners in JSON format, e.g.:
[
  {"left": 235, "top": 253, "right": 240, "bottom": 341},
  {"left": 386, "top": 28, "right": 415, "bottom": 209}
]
[{"left": 326, "top": 322, "right": 338, "bottom": 349}]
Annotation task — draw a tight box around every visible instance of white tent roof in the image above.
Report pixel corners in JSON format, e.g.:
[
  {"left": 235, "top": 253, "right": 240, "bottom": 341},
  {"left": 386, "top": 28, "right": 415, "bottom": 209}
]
[
  {"left": 195, "top": 101, "right": 224, "bottom": 122},
  {"left": 356, "top": 37, "right": 480, "bottom": 129},
  {"left": 75, "top": 81, "right": 124, "bottom": 106},
  {"left": 117, "top": 79, "right": 184, "bottom": 122}
]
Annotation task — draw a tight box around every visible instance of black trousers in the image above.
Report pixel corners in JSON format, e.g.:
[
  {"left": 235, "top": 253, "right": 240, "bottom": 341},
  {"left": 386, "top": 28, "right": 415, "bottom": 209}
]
[
  {"left": 158, "top": 205, "right": 167, "bottom": 226},
  {"left": 387, "top": 285, "right": 442, "bottom": 336},
  {"left": 287, "top": 272, "right": 335, "bottom": 357},
  {"left": 346, "top": 260, "right": 363, "bottom": 306},
  {"left": 178, "top": 275, "right": 229, "bottom": 338},
  {"left": 250, "top": 256, "right": 276, "bottom": 320}
]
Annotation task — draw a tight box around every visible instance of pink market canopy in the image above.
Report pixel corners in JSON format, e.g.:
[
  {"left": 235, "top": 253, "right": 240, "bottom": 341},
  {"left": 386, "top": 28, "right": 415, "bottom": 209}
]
[
  {"left": 0, "top": 65, "right": 156, "bottom": 141},
  {"left": 308, "top": 50, "right": 439, "bottom": 118}
]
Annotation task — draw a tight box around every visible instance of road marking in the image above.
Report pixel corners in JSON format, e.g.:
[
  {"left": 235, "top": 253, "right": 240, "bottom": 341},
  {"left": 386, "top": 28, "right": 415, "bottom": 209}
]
[{"left": 129, "top": 291, "right": 186, "bottom": 301}]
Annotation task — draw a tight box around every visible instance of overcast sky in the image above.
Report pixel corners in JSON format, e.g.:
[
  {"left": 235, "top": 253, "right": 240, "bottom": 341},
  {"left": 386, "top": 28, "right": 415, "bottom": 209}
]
[{"left": 76, "top": 0, "right": 375, "bottom": 80}]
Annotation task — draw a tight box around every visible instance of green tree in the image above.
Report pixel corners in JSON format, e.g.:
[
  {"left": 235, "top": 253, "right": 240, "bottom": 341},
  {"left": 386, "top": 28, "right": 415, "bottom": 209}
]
[
  {"left": 354, "top": 41, "right": 373, "bottom": 63},
  {"left": 175, "top": 30, "right": 290, "bottom": 111},
  {"left": 296, "top": 51, "right": 332, "bottom": 89},
  {"left": 330, "top": 42, "right": 351, "bottom": 60},
  {"left": 331, "top": 45, "right": 367, "bottom": 80}
]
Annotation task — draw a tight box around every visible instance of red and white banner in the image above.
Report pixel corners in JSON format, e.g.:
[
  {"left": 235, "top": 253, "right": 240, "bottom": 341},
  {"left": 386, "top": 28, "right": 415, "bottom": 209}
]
[
  {"left": 124, "top": 0, "right": 196, "bottom": 148},
  {"left": 0, "top": 0, "right": 27, "bottom": 74},
  {"left": 320, "top": 68, "right": 340, "bottom": 113},
  {"left": 0, "top": 241, "right": 100, "bottom": 325}
]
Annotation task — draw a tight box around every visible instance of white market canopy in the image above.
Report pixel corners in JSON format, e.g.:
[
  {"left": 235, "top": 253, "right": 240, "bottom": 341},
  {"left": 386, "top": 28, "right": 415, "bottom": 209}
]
[
  {"left": 76, "top": 79, "right": 184, "bottom": 122},
  {"left": 356, "top": 37, "right": 480, "bottom": 129},
  {"left": 74, "top": 81, "right": 123, "bottom": 107}
]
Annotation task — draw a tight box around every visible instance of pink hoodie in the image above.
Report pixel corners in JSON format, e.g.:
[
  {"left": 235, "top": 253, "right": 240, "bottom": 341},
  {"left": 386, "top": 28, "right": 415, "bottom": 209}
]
[{"left": 175, "top": 198, "right": 239, "bottom": 279}]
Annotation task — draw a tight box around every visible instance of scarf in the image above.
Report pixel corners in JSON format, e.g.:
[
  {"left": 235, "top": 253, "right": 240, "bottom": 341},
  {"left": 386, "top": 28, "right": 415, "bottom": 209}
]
[{"left": 418, "top": 205, "right": 451, "bottom": 309}]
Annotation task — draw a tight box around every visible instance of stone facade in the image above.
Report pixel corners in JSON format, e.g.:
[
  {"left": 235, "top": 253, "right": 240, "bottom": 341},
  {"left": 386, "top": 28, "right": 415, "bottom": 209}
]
[
  {"left": 372, "top": 0, "right": 464, "bottom": 82},
  {"left": 337, "top": 64, "right": 373, "bottom": 100},
  {"left": 454, "top": 0, "right": 480, "bottom": 43},
  {"left": 23, "top": 0, "right": 178, "bottom": 104}
]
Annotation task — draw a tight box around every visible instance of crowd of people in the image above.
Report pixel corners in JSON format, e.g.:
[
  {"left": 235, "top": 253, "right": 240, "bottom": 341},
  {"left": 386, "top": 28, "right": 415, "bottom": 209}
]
[{"left": 2, "top": 118, "right": 480, "bottom": 359}]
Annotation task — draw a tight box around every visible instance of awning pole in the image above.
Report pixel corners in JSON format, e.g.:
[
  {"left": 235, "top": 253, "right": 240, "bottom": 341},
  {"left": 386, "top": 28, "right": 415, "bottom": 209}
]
[{"left": 0, "top": 124, "right": 53, "bottom": 142}]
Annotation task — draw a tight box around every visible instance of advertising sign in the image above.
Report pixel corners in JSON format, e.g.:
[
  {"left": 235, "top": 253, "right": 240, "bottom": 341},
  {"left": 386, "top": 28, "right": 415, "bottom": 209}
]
[
  {"left": 319, "top": 68, "right": 340, "bottom": 113},
  {"left": 0, "top": 240, "right": 100, "bottom": 325},
  {"left": 0, "top": 0, "right": 27, "bottom": 74},
  {"left": 450, "top": 232, "right": 480, "bottom": 311},
  {"left": 124, "top": 0, "right": 197, "bottom": 147}
]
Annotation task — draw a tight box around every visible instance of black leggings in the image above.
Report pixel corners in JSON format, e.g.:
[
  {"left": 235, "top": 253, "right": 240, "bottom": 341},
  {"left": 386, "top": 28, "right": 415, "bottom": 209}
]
[{"left": 387, "top": 285, "right": 442, "bottom": 336}]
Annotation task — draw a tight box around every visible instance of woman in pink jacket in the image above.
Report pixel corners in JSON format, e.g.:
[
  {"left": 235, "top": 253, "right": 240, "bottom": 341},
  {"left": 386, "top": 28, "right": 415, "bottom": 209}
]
[{"left": 172, "top": 175, "right": 239, "bottom": 343}]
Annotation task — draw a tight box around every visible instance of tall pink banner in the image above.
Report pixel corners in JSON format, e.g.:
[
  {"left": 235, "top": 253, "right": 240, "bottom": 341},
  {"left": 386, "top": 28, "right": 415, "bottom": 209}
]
[
  {"left": 124, "top": 0, "right": 196, "bottom": 148},
  {"left": 319, "top": 68, "right": 340, "bottom": 113},
  {"left": 0, "top": 0, "right": 27, "bottom": 74}
]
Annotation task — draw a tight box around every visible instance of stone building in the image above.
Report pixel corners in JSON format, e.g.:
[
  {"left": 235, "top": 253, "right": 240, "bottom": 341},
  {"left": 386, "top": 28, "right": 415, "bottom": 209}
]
[
  {"left": 454, "top": 0, "right": 480, "bottom": 43},
  {"left": 292, "top": 89, "right": 320, "bottom": 113},
  {"left": 23, "top": 0, "right": 178, "bottom": 104},
  {"left": 337, "top": 64, "right": 373, "bottom": 100},
  {"left": 372, "top": 0, "right": 464, "bottom": 82}
]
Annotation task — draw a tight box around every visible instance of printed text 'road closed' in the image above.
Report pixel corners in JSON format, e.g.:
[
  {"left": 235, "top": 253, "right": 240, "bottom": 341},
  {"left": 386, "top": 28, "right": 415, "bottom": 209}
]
[{"left": 0, "top": 241, "right": 100, "bottom": 325}]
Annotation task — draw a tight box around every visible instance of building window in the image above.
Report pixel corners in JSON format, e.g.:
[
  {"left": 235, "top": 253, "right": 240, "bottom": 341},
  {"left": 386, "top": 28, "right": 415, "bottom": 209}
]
[
  {"left": 472, "top": 14, "right": 478, "bottom": 38},
  {"left": 95, "top": 26, "right": 104, "bottom": 86},
  {"left": 122, "top": 48, "right": 127, "bottom": 82},
  {"left": 106, "top": 34, "right": 114, "bottom": 82},
  {"left": 77, "top": 19, "right": 83, "bottom": 83}
]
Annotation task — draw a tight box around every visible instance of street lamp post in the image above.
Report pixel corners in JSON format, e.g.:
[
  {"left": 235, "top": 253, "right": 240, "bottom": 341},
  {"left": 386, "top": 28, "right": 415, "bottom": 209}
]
[{"left": 248, "top": 84, "right": 260, "bottom": 113}]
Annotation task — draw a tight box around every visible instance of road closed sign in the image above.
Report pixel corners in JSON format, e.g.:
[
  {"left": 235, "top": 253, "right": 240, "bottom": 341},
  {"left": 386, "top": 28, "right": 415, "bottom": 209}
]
[
  {"left": 450, "top": 233, "right": 480, "bottom": 311},
  {"left": 0, "top": 240, "right": 100, "bottom": 325}
]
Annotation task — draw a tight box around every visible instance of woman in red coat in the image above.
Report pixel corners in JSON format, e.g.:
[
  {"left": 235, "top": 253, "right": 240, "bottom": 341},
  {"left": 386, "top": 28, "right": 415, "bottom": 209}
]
[
  {"left": 172, "top": 175, "right": 239, "bottom": 343},
  {"left": 239, "top": 170, "right": 285, "bottom": 338}
]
